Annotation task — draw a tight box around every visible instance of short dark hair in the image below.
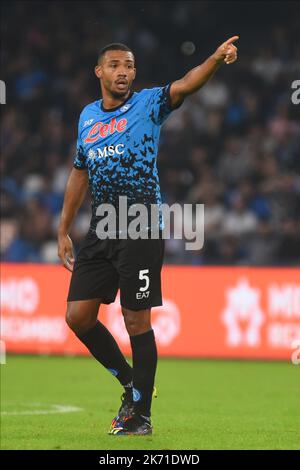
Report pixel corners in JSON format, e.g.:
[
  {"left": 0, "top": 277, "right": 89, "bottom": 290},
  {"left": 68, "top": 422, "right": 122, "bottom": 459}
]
[{"left": 97, "top": 43, "right": 134, "bottom": 64}]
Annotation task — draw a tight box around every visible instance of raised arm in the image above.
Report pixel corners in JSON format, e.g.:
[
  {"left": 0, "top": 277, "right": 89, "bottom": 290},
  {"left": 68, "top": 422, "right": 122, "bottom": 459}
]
[
  {"left": 58, "top": 168, "right": 89, "bottom": 271},
  {"left": 170, "top": 36, "right": 239, "bottom": 108}
]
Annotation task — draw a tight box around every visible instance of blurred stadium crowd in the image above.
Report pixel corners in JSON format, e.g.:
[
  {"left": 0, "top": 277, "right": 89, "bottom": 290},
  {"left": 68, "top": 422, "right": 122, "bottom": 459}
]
[{"left": 1, "top": 1, "right": 300, "bottom": 265}]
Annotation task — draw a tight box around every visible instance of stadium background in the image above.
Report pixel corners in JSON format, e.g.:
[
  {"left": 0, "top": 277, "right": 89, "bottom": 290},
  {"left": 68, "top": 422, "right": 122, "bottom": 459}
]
[{"left": 1, "top": 0, "right": 300, "bottom": 450}]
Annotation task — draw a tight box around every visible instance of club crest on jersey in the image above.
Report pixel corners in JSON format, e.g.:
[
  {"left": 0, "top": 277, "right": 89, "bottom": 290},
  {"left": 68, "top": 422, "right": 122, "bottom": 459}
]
[
  {"left": 120, "top": 104, "right": 131, "bottom": 112},
  {"left": 84, "top": 117, "right": 127, "bottom": 143}
]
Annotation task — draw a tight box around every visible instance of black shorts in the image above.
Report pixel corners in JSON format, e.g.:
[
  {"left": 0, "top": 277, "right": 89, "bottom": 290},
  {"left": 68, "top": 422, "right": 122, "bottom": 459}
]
[{"left": 67, "top": 232, "right": 165, "bottom": 310}]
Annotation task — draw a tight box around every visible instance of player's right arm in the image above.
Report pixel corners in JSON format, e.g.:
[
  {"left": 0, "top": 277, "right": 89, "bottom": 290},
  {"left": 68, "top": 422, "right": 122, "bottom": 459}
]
[
  {"left": 169, "top": 36, "right": 239, "bottom": 108},
  {"left": 57, "top": 168, "right": 88, "bottom": 271}
]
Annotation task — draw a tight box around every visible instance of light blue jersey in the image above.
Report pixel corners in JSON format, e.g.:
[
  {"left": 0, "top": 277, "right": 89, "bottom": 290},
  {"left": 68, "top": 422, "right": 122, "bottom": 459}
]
[{"left": 74, "top": 84, "right": 177, "bottom": 232}]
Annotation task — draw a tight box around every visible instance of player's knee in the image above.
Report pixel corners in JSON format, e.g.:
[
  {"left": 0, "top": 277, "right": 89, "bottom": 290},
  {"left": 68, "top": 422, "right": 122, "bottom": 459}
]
[
  {"left": 66, "top": 304, "right": 94, "bottom": 335},
  {"left": 122, "top": 308, "right": 151, "bottom": 336}
]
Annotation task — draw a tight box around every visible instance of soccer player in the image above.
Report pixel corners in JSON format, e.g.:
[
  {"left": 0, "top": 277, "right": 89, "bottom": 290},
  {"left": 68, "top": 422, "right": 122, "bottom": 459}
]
[{"left": 57, "top": 38, "right": 238, "bottom": 435}]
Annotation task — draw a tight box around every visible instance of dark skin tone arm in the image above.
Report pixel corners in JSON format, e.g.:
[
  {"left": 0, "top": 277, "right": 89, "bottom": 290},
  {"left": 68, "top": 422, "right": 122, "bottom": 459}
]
[
  {"left": 58, "top": 168, "right": 89, "bottom": 271},
  {"left": 170, "top": 36, "right": 239, "bottom": 108}
]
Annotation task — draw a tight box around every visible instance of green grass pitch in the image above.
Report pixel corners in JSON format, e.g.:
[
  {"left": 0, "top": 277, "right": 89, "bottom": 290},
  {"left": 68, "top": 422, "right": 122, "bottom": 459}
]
[{"left": 1, "top": 355, "right": 299, "bottom": 450}]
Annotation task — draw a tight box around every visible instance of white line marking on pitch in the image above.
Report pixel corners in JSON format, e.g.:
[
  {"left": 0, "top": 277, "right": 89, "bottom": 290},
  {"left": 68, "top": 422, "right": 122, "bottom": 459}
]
[{"left": 1, "top": 404, "right": 83, "bottom": 416}]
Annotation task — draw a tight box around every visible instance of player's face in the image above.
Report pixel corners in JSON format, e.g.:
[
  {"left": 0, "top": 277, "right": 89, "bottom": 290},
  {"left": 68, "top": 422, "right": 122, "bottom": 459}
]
[{"left": 95, "top": 50, "right": 136, "bottom": 97}]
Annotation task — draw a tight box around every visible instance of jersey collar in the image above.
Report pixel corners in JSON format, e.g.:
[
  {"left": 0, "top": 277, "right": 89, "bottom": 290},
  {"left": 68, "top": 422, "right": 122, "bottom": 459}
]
[{"left": 100, "top": 91, "right": 134, "bottom": 113}]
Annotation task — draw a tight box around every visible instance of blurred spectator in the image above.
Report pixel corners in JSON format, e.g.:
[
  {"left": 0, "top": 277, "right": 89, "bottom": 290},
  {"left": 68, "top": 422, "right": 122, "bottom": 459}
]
[
  {"left": 222, "top": 193, "right": 258, "bottom": 237},
  {"left": 275, "top": 218, "right": 300, "bottom": 266},
  {"left": 1, "top": 1, "right": 300, "bottom": 266},
  {"left": 244, "top": 218, "right": 279, "bottom": 266}
]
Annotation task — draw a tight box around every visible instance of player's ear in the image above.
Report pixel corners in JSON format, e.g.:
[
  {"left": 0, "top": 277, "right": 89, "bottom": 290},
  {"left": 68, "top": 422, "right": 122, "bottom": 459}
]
[
  {"left": 95, "top": 65, "right": 102, "bottom": 79},
  {"left": 133, "top": 67, "right": 136, "bottom": 80}
]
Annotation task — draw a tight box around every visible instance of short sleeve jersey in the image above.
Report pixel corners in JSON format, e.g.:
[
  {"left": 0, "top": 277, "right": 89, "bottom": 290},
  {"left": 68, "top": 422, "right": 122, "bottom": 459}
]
[{"left": 74, "top": 84, "right": 178, "bottom": 232}]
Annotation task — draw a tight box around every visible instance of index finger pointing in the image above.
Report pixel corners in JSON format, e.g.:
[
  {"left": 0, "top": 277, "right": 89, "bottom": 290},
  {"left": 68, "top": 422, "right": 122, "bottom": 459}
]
[{"left": 225, "top": 35, "right": 239, "bottom": 45}]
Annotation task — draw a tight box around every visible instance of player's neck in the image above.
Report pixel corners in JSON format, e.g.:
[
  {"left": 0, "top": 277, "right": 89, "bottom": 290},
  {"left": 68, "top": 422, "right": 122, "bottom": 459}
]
[{"left": 101, "top": 89, "right": 131, "bottom": 110}]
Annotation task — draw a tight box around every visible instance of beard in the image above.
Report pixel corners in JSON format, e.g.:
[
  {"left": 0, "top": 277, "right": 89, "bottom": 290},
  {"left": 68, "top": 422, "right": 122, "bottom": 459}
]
[{"left": 110, "top": 86, "right": 130, "bottom": 98}]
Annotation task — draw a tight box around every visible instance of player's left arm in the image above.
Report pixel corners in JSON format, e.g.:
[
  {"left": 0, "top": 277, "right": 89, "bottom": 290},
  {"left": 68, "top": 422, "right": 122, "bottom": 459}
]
[{"left": 169, "top": 36, "right": 239, "bottom": 108}]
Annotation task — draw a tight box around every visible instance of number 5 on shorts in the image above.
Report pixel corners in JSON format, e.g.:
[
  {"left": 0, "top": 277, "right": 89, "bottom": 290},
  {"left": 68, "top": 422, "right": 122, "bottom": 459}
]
[{"left": 139, "top": 269, "right": 150, "bottom": 292}]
